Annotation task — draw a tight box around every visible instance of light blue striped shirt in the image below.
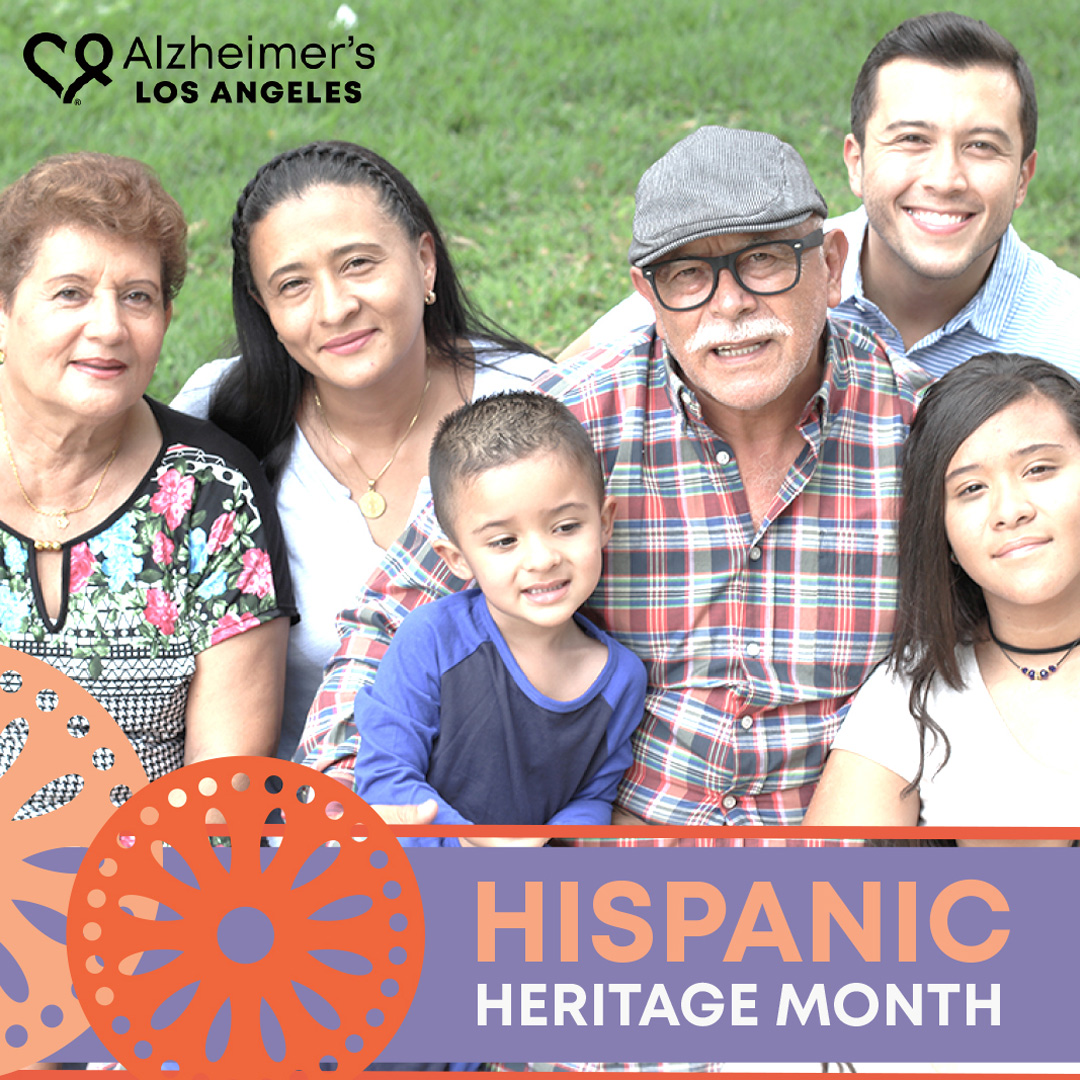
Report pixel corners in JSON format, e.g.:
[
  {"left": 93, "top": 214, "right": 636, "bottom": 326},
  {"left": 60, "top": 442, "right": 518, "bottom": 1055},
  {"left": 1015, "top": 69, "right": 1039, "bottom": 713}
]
[{"left": 832, "top": 205, "right": 1080, "bottom": 380}]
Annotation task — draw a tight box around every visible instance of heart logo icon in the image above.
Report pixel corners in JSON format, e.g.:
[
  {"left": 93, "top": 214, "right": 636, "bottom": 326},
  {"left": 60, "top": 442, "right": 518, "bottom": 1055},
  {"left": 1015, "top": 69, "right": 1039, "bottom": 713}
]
[{"left": 23, "top": 32, "right": 113, "bottom": 103}]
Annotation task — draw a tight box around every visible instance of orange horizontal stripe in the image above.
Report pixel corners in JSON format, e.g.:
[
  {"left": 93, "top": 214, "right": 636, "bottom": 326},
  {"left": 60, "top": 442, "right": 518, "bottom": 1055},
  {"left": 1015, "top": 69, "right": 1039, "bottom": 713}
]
[
  {"left": 201, "top": 824, "right": 1078, "bottom": 840},
  {"left": 1, "top": 1071, "right": 1044, "bottom": 1078}
]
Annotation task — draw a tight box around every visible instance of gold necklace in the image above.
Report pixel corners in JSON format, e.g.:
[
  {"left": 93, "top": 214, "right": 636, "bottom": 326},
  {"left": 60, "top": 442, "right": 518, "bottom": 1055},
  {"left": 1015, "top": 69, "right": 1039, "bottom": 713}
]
[
  {"left": 0, "top": 388, "right": 122, "bottom": 549},
  {"left": 314, "top": 372, "right": 432, "bottom": 520}
]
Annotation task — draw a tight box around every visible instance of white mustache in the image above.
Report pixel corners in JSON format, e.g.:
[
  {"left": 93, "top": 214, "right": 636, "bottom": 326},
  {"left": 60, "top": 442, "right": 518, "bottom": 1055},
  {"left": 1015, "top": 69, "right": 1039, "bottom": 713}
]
[{"left": 686, "top": 318, "right": 792, "bottom": 353}]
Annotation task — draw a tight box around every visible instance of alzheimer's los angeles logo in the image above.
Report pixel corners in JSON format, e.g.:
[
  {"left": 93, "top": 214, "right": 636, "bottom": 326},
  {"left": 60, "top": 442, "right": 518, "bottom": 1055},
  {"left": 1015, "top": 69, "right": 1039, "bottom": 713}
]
[
  {"left": 21, "top": 30, "right": 373, "bottom": 105},
  {"left": 23, "top": 32, "right": 113, "bottom": 104}
]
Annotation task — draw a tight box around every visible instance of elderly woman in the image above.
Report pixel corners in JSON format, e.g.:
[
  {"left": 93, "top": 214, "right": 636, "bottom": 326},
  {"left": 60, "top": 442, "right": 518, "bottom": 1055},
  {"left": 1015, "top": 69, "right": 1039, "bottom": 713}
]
[
  {"left": 174, "top": 141, "right": 548, "bottom": 760},
  {"left": 0, "top": 152, "right": 294, "bottom": 814}
]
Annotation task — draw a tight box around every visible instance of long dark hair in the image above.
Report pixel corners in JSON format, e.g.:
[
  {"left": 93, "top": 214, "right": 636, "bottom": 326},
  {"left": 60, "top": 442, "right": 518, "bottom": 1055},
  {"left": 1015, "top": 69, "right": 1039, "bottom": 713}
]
[
  {"left": 865, "top": 839, "right": 956, "bottom": 848},
  {"left": 210, "top": 140, "right": 542, "bottom": 484},
  {"left": 866, "top": 839, "right": 1077, "bottom": 847},
  {"left": 893, "top": 353, "right": 1080, "bottom": 787}
]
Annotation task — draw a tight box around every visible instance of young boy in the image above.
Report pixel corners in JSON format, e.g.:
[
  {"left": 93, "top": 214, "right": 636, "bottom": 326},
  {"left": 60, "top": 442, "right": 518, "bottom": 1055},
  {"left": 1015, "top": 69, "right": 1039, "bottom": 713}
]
[{"left": 352, "top": 391, "right": 646, "bottom": 847}]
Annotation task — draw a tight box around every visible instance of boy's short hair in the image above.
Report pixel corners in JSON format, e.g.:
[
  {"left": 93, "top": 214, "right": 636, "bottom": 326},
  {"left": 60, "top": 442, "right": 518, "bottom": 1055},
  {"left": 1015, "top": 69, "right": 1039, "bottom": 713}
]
[{"left": 429, "top": 391, "right": 605, "bottom": 540}]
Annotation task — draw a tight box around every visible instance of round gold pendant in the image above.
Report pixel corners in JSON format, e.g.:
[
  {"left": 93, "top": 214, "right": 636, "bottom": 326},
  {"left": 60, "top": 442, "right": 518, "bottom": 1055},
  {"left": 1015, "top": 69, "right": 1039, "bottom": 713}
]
[{"left": 358, "top": 488, "right": 387, "bottom": 519}]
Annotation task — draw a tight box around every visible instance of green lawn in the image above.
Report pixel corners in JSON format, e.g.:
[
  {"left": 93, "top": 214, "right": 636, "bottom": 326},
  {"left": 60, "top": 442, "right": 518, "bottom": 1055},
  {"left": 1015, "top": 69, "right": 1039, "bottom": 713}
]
[{"left": 2, "top": 0, "right": 1078, "bottom": 397}]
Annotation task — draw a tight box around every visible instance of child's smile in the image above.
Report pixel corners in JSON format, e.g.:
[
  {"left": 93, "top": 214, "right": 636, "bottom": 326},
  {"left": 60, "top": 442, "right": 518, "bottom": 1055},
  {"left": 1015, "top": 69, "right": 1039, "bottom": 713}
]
[{"left": 434, "top": 449, "right": 616, "bottom": 642}]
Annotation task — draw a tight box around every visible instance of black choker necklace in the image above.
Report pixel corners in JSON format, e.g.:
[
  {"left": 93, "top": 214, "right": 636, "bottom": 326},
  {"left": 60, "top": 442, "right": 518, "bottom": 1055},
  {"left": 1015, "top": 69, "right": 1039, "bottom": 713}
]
[{"left": 988, "top": 625, "right": 1080, "bottom": 681}]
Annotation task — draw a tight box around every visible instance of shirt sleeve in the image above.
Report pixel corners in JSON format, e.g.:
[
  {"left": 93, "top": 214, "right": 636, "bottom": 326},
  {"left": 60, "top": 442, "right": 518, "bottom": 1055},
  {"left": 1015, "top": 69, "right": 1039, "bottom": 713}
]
[
  {"left": 827, "top": 660, "right": 923, "bottom": 784},
  {"left": 296, "top": 501, "right": 471, "bottom": 790},
  {"left": 351, "top": 606, "right": 471, "bottom": 848},
  {"left": 547, "top": 640, "right": 647, "bottom": 826},
  {"left": 589, "top": 293, "right": 654, "bottom": 347},
  {"left": 169, "top": 356, "right": 239, "bottom": 420},
  {"left": 180, "top": 456, "right": 295, "bottom": 652},
  {"left": 147, "top": 401, "right": 297, "bottom": 653}
]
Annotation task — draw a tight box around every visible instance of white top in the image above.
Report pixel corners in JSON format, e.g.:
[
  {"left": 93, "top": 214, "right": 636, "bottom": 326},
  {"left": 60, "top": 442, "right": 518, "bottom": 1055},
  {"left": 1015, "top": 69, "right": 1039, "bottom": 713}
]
[
  {"left": 172, "top": 345, "right": 550, "bottom": 759},
  {"left": 830, "top": 646, "right": 1080, "bottom": 826}
]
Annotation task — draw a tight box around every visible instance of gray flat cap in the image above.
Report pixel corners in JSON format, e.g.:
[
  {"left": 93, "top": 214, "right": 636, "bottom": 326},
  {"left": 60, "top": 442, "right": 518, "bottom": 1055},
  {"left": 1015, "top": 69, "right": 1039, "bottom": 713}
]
[{"left": 629, "top": 126, "right": 828, "bottom": 266}]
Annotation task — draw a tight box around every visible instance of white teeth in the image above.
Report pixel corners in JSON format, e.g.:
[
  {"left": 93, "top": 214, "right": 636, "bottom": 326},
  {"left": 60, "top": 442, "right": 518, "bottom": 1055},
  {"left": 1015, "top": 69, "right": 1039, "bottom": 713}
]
[
  {"left": 526, "top": 583, "right": 563, "bottom": 595},
  {"left": 907, "top": 209, "right": 969, "bottom": 225},
  {"left": 711, "top": 343, "right": 761, "bottom": 358}
]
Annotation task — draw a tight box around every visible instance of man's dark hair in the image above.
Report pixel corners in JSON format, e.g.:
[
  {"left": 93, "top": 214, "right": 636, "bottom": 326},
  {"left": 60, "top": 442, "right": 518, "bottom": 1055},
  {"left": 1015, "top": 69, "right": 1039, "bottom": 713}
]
[
  {"left": 850, "top": 12, "right": 1037, "bottom": 160},
  {"left": 430, "top": 391, "right": 605, "bottom": 541}
]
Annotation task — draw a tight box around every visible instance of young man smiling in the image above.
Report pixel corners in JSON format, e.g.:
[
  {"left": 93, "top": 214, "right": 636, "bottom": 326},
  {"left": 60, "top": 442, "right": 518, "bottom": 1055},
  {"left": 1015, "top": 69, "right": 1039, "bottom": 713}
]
[
  {"left": 565, "top": 12, "right": 1080, "bottom": 381},
  {"left": 834, "top": 10, "right": 1079, "bottom": 377}
]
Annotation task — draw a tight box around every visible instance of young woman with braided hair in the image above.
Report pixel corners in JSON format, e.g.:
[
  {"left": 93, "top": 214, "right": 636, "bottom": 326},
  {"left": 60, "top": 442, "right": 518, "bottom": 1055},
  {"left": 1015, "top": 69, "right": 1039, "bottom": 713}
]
[{"left": 174, "top": 141, "right": 548, "bottom": 760}]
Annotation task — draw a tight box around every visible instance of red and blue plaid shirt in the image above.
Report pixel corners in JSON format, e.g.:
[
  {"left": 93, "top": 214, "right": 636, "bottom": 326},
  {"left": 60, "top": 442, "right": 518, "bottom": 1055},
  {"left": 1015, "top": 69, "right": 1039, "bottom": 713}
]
[{"left": 298, "top": 319, "right": 928, "bottom": 827}]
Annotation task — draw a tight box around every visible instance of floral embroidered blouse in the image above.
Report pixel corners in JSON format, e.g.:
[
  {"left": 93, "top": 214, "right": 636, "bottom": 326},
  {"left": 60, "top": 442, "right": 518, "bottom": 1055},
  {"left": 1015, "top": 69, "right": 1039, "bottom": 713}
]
[{"left": 0, "top": 400, "right": 296, "bottom": 813}]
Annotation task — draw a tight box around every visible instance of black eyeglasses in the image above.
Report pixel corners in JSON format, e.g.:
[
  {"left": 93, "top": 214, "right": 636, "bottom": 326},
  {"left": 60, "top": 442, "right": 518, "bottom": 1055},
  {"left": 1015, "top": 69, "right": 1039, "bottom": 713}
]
[{"left": 642, "top": 228, "right": 825, "bottom": 311}]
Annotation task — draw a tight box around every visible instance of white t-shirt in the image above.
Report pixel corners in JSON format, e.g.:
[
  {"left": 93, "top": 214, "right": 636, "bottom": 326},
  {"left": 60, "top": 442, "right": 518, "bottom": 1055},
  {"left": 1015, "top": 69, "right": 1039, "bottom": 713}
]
[
  {"left": 172, "top": 345, "right": 551, "bottom": 760},
  {"left": 829, "top": 646, "right": 1080, "bottom": 826}
]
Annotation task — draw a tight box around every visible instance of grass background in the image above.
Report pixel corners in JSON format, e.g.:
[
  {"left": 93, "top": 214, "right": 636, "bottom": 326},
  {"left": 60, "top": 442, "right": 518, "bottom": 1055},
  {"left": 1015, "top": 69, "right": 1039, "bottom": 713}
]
[{"left": 1, "top": 0, "right": 1078, "bottom": 398}]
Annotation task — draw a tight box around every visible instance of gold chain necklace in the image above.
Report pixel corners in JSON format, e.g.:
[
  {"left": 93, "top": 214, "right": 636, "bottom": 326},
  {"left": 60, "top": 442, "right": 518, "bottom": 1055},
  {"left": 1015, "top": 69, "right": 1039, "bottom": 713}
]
[
  {"left": 0, "top": 388, "right": 122, "bottom": 550},
  {"left": 314, "top": 372, "right": 431, "bottom": 520}
]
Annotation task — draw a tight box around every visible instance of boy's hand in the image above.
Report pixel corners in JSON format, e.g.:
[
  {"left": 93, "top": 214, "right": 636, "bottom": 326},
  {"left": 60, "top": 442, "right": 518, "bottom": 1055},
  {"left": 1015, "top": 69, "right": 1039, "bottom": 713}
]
[
  {"left": 457, "top": 836, "right": 547, "bottom": 848},
  {"left": 370, "top": 798, "right": 439, "bottom": 825}
]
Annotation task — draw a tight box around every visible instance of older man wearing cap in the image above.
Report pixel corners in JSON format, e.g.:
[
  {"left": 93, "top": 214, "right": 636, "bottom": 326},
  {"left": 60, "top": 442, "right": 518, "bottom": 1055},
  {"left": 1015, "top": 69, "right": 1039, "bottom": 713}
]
[
  {"left": 563, "top": 12, "right": 1080, "bottom": 382},
  {"left": 299, "top": 125, "right": 928, "bottom": 841}
]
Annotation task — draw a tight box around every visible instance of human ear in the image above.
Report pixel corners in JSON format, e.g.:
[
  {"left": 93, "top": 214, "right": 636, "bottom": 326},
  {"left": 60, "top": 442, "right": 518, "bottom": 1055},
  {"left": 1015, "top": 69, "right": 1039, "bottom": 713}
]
[
  {"left": 0, "top": 286, "right": 14, "bottom": 349},
  {"left": 599, "top": 494, "right": 617, "bottom": 545},
  {"left": 822, "top": 229, "right": 849, "bottom": 309},
  {"left": 630, "top": 266, "right": 657, "bottom": 307},
  {"left": 417, "top": 232, "right": 437, "bottom": 294},
  {"left": 1014, "top": 150, "right": 1037, "bottom": 210},
  {"left": 433, "top": 537, "right": 474, "bottom": 582},
  {"left": 842, "top": 134, "right": 864, "bottom": 200},
  {"left": 630, "top": 267, "right": 664, "bottom": 340}
]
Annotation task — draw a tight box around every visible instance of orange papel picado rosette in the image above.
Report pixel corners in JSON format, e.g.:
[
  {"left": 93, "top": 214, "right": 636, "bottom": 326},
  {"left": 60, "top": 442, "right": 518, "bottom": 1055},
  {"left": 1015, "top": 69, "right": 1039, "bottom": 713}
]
[
  {"left": 0, "top": 644, "right": 148, "bottom": 1072},
  {"left": 66, "top": 755, "right": 425, "bottom": 1079}
]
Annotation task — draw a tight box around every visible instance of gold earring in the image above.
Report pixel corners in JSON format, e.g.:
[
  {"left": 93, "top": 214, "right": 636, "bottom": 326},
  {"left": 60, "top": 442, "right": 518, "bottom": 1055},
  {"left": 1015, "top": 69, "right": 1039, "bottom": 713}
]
[{"left": 424, "top": 290, "right": 436, "bottom": 306}]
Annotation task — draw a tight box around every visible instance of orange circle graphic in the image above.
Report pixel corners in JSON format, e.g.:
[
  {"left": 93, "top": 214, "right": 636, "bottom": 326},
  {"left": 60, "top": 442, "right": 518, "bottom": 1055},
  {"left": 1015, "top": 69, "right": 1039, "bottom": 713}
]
[
  {"left": 67, "top": 755, "right": 425, "bottom": 1078},
  {"left": 0, "top": 645, "right": 148, "bottom": 1072}
]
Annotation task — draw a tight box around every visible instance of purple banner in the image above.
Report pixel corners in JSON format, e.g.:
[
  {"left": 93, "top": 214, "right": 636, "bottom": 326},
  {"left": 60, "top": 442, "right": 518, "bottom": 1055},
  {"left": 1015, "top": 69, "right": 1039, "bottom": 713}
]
[{"left": 380, "top": 846, "right": 1078, "bottom": 1064}]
